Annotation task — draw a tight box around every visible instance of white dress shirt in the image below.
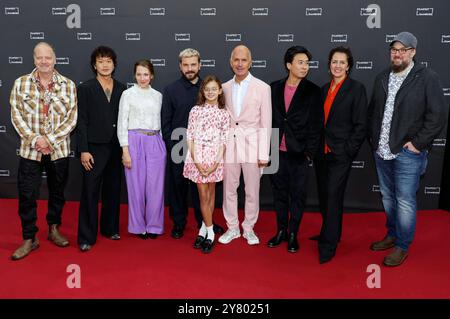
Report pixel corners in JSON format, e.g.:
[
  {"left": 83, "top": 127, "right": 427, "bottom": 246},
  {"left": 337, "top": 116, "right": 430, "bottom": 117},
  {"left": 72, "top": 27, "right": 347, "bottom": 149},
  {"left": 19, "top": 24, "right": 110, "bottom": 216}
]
[
  {"left": 231, "top": 73, "right": 252, "bottom": 117},
  {"left": 117, "top": 84, "right": 162, "bottom": 146}
]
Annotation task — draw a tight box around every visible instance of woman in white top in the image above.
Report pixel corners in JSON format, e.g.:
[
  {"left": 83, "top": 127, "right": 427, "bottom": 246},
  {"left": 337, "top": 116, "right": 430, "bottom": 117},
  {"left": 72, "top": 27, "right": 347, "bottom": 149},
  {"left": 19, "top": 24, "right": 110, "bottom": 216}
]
[{"left": 117, "top": 59, "right": 166, "bottom": 239}]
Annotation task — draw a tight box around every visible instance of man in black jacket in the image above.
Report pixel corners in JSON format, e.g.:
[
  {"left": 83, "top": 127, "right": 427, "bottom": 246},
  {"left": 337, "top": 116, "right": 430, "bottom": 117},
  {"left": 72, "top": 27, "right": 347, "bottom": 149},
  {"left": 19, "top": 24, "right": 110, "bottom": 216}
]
[
  {"left": 161, "top": 48, "right": 223, "bottom": 239},
  {"left": 267, "top": 45, "right": 322, "bottom": 253},
  {"left": 368, "top": 32, "right": 447, "bottom": 266},
  {"left": 76, "top": 46, "right": 126, "bottom": 252}
]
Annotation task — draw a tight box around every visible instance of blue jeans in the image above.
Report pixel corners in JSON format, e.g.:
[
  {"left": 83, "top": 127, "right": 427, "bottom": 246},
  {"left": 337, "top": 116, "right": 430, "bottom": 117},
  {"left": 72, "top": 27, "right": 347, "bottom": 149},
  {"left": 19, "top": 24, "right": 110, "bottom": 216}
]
[{"left": 374, "top": 148, "right": 428, "bottom": 251}]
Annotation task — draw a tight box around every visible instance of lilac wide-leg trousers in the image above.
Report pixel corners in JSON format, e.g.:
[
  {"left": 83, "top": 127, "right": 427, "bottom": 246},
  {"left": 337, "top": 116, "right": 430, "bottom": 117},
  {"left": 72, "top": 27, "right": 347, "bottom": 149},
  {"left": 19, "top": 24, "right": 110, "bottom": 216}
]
[{"left": 125, "top": 130, "right": 166, "bottom": 234}]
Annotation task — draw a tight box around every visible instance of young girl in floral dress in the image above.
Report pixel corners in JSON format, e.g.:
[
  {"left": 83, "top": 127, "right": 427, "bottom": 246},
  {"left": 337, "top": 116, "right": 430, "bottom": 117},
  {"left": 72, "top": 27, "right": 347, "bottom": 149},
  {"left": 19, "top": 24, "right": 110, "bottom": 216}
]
[{"left": 183, "top": 75, "right": 230, "bottom": 253}]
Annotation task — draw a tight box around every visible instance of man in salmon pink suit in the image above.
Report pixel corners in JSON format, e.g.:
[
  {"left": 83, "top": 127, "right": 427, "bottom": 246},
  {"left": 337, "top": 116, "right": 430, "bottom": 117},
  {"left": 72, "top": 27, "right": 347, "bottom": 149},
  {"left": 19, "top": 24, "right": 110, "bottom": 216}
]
[{"left": 218, "top": 45, "right": 272, "bottom": 246}]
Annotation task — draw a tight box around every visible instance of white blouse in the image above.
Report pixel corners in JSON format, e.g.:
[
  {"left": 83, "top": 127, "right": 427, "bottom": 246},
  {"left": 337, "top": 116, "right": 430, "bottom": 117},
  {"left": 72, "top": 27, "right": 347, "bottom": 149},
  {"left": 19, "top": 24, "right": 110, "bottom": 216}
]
[{"left": 117, "top": 84, "right": 162, "bottom": 146}]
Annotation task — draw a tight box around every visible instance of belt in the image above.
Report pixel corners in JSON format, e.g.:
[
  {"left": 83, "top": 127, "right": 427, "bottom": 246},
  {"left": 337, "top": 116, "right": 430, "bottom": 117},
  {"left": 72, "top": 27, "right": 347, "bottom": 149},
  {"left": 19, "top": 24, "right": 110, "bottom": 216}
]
[{"left": 134, "top": 130, "right": 160, "bottom": 136}]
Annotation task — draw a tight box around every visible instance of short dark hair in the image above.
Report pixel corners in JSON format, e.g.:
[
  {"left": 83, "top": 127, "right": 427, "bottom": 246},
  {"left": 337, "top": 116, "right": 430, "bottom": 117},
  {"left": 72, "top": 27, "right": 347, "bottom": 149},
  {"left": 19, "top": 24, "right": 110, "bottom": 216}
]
[
  {"left": 90, "top": 46, "right": 117, "bottom": 75},
  {"left": 328, "top": 46, "right": 354, "bottom": 74},
  {"left": 284, "top": 45, "right": 312, "bottom": 72},
  {"left": 197, "top": 75, "right": 226, "bottom": 109},
  {"left": 134, "top": 59, "right": 155, "bottom": 77}
]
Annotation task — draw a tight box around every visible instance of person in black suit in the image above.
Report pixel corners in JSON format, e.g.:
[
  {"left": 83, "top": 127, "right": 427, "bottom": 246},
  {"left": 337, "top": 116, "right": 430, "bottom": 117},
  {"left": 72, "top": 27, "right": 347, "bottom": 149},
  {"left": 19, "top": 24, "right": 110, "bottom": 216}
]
[
  {"left": 267, "top": 46, "right": 322, "bottom": 253},
  {"left": 313, "top": 46, "right": 368, "bottom": 264},
  {"left": 76, "top": 46, "right": 127, "bottom": 252}
]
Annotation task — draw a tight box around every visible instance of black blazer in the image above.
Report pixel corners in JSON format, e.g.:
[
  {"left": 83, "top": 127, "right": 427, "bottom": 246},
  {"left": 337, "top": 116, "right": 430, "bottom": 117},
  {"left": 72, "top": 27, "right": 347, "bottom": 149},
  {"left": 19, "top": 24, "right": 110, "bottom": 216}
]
[
  {"left": 367, "top": 63, "right": 447, "bottom": 153},
  {"left": 318, "top": 77, "right": 367, "bottom": 159},
  {"left": 76, "top": 78, "right": 126, "bottom": 152},
  {"left": 271, "top": 77, "right": 322, "bottom": 159}
]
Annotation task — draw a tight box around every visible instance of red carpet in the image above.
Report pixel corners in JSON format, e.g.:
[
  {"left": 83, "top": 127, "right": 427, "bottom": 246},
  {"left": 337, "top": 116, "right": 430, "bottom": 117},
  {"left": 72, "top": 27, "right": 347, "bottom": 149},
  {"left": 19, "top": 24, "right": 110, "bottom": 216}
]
[{"left": 0, "top": 198, "right": 449, "bottom": 299}]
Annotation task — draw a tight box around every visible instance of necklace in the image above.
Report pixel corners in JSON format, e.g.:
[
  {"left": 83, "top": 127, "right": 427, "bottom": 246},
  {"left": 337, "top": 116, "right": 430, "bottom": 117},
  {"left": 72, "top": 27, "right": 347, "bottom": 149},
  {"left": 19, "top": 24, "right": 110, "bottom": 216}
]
[{"left": 98, "top": 77, "right": 113, "bottom": 102}]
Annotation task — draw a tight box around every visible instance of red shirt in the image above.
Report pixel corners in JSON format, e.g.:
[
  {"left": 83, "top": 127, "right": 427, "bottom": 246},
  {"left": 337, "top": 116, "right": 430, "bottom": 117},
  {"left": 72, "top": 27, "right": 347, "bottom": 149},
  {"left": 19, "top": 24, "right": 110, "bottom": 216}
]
[
  {"left": 323, "top": 77, "right": 345, "bottom": 153},
  {"left": 36, "top": 73, "right": 55, "bottom": 116}
]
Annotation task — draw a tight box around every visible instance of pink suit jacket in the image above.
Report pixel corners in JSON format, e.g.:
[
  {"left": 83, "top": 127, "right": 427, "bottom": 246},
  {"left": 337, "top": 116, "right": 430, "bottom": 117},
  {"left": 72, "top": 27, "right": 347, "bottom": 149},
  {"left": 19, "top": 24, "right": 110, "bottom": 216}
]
[{"left": 222, "top": 75, "right": 272, "bottom": 164}]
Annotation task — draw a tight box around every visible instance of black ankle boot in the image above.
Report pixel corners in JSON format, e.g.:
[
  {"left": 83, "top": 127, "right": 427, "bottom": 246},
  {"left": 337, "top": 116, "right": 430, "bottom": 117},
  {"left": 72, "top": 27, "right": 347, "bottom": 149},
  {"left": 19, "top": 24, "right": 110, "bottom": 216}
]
[
  {"left": 287, "top": 232, "right": 299, "bottom": 253},
  {"left": 267, "top": 230, "right": 288, "bottom": 248}
]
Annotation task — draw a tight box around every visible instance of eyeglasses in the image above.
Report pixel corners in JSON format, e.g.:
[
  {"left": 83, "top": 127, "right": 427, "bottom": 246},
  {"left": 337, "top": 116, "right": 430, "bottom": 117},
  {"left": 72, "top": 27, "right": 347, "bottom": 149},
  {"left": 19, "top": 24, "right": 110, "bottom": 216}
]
[
  {"left": 390, "top": 47, "right": 414, "bottom": 54},
  {"left": 204, "top": 88, "right": 219, "bottom": 93}
]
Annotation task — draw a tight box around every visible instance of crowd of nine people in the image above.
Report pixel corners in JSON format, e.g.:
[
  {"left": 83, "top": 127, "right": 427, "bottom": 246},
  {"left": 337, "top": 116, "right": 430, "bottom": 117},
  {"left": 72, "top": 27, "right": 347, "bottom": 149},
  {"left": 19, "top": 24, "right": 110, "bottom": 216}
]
[{"left": 9, "top": 31, "right": 447, "bottom": 267}]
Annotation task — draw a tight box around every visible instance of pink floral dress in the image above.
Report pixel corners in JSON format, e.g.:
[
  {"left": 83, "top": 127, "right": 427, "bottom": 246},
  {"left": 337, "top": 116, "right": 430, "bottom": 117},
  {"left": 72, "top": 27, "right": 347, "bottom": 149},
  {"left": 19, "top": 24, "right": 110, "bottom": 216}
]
[{"left": 183, "top": 103, "right": 230, "bottom": 183}]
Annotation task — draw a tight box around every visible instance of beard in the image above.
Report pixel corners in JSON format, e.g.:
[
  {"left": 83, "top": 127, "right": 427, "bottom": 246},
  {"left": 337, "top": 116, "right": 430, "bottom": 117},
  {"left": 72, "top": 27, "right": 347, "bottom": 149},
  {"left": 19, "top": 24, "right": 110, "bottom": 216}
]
[
  {"left": 391, "top": 60, "right": 410, "bottom": 73},
  {"left": 181, "top": 70, "right": 199, "bottom": 82}
]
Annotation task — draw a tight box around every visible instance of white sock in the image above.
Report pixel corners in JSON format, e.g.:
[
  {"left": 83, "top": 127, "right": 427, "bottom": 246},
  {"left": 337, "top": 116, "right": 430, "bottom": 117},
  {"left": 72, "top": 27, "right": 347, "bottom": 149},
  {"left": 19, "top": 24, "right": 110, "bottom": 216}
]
[
  {"left": 206, "top": 225, "right": 215, "bottom": 242},
  {"left": 198, "top": 222, "right": 207, "bottom": 237}
]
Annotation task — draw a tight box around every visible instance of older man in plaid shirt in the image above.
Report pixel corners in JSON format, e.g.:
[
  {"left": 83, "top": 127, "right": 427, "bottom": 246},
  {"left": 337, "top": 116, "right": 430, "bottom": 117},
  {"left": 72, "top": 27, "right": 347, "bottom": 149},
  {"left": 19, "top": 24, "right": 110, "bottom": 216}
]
[{"left": 10, "top": 42, "right": 77, "bottom": 260}]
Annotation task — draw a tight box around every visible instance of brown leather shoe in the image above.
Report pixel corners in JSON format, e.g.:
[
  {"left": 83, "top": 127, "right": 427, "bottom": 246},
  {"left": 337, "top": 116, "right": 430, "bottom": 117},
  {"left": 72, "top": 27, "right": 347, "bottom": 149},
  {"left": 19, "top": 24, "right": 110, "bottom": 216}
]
[
  {"left": 370, "top": 236, "right": 395, "bottom": 251},
  {"left": 11, "top": 238, "right": 40, "bottom": 261},
  {"left": 383, "top": 247, "right": 408, "bottom": 267},
  {"left": 48, "top": 224, "right": 69, "bottom": 247}
]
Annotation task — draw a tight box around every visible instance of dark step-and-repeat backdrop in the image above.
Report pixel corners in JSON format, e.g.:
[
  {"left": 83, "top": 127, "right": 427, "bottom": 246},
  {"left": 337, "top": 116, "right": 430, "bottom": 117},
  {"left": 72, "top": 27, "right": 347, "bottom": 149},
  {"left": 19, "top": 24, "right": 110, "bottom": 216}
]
[{"left": 1, "top": 1, "right": 449, "bottom": 211}]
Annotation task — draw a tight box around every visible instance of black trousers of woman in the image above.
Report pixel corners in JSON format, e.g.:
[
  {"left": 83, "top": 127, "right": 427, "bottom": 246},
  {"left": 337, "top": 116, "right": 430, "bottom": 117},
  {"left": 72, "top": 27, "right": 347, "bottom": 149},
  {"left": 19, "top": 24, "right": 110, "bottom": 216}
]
[{"left": 315, "top": 152, "right": 353, "bottom": 259}]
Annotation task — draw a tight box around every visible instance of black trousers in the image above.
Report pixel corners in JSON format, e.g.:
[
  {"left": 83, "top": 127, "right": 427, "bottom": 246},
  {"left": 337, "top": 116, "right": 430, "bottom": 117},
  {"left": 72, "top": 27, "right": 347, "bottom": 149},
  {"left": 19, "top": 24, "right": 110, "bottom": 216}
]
[
  {"left": 167, "top": 160, "right": 202, "bottom": 229},
  {"left": 270, "top": 151, "right": 309, "bottom": 234},
  {"left": 17, "top": 156, "right": 69, "bottom": 240},
  {"left": 315, "top": 153, "right": 353, "bottom": 253},
  {"left": 78, "top": 142, "right": 122, "bottom": 245}
]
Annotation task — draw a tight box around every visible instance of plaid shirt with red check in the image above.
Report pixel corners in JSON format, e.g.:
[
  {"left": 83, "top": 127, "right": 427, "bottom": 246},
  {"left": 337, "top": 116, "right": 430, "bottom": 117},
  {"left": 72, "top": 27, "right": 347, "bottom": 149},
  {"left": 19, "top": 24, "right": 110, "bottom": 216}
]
[{"left": 10, "top": 68, "right": 77, "bottom": 161}]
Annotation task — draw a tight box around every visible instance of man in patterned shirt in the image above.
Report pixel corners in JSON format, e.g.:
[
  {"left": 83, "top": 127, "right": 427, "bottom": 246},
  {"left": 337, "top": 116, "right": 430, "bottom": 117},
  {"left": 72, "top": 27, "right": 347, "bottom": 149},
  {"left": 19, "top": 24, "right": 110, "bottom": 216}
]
[
  {"left": 10, "top": 42, "right": 77, "bottom": 260},
  {"left": 367, "top": 32, "right": 446, "bottom": 267}
]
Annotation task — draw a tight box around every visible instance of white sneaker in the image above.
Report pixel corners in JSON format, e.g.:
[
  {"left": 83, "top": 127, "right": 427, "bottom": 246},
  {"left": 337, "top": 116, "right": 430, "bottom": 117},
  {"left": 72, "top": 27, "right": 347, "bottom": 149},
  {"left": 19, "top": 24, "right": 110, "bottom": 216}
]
[
  {"left": 218, "top": 229, "right": 241, "bottom": 244},
  {"left": 243, "top": 230, "right": 260, "bottom": 245}
]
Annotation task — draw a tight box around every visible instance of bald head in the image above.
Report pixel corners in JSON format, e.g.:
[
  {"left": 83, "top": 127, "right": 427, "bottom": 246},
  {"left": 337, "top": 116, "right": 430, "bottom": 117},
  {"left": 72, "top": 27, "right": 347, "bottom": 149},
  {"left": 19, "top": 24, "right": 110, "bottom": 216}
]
[
  {"left": 33, "top": 42, "right": 56, "bottom": 59},
  {"left": 230, "top": 45, "right": 252, "bottom": 61},
  {"left": 230, "top": 45, "right": 252, "bottom": 82},
  {"left": 33, "top": 42, "right": 56, "bottom": 76}
]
